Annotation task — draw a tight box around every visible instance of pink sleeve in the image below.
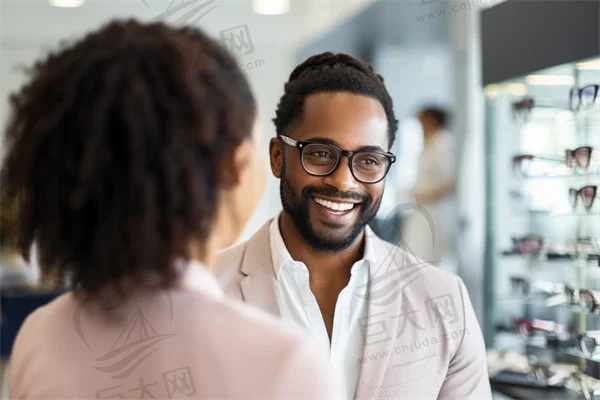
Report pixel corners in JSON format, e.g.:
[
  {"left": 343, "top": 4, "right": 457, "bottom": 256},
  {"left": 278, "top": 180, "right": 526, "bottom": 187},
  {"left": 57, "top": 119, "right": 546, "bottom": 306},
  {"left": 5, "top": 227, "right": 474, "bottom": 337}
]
[{"left": 272, "top": 337, "right": 343, "bottom": 400}]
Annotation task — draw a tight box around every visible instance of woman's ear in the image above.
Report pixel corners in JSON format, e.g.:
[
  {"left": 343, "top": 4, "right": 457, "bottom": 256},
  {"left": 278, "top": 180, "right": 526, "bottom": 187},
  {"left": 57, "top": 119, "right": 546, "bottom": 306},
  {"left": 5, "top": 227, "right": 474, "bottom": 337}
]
[{"left": 269, "top": 137, "right": 283, "bottom": 178}]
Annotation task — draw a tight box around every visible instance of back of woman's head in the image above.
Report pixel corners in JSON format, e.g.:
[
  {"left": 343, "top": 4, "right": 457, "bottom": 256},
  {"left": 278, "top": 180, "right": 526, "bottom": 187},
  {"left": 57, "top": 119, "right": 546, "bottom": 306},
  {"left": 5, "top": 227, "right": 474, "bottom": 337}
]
[{"left": 0, "top": 19, "right": 256, "bottom": 298}]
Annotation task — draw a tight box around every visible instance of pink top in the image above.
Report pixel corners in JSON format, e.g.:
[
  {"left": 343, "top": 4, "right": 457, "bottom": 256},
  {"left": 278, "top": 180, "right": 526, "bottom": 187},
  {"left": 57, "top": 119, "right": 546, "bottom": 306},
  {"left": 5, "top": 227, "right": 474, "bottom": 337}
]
[{"left": 9, "top": 261, "right": 342, "bottom": 399}]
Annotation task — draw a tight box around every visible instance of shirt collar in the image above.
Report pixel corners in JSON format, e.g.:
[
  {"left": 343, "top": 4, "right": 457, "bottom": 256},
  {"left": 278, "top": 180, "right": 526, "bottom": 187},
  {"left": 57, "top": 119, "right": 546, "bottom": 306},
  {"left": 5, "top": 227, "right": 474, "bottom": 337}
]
[
  {"left": 362, "top": 224, "right": 378, "bottom": 267},
  {"left": 269, "top": 216, "right": 378, "bottom": 277},
  {"left": 269, "top": 217, "right": 294, "bottom": 278}
]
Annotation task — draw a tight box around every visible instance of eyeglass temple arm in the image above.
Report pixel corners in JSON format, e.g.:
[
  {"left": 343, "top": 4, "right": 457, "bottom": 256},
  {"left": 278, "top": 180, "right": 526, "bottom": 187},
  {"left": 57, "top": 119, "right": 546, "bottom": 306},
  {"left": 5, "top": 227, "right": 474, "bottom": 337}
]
[{"left": 279, "top": 135, "right": 297, "bottom": 147}]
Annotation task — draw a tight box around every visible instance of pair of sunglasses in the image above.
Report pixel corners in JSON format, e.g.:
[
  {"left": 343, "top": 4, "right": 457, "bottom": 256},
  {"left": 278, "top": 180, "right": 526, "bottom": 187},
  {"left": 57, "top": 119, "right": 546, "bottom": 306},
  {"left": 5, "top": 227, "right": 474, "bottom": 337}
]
[
  {"left": 510, "top": 276, "right": 530, "bottom": 295},
  {"left": 569, "top": 186, "right": 599, "bottom": 211},
  {"left": 565, "top": 146, "right": 596, "bottom": 170},
  {"left": 569, "top": 84, "right": 599, "bottom": 111},
  {"left": 511, "top": 235, "right": 545, "bottom": 255},
  {"left": 567, "top": 372, "right": 600, "bottom": 398},
  {"left": 547, "top": 287, "right": 600, "bottom": 314},
  {"left": 512, "top": 154, "right": 565, "bottom": 177},
  {"left": 575, "top": 331, "right": 600, "bottom": 357},
  {"left": 575, "top": 289, "right": 600, "bottom": 314}
]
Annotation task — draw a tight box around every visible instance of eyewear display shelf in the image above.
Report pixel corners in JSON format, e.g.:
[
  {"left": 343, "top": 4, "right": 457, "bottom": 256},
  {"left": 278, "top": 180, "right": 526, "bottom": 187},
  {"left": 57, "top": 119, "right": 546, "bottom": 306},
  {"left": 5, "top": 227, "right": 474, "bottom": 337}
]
[{"left": 484, "top": 55, "right": 600, "bottom": 400}]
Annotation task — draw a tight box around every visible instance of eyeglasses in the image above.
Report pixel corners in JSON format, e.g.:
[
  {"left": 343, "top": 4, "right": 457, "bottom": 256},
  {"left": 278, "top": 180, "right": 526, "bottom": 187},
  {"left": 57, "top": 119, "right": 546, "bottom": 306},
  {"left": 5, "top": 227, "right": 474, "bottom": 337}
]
[
  {"left": 510, "top": 276, "right": 530, "bottom": 296},
  {"left": 512, "top": 318, "right": 568, "bottom": 339},
  {"left": 511, "top": 235, "right": 545, "bottom": 255},
  {"left": 566, "top": 146, "right": 600, "bottom": 171},
  {"left": 511, "top": 97, "right": 568, "bottom": 119},
  {"left": 569, "top": 185, "right": 599, "bottom": 211},
  {"left": 546, "top": 287, "right": 600, "bottom": 314},
  {"left": 567, "top": 372, "right": 600, "bottom": 399},
  {"left": 511, "top": 98, "right": 536, "bottom": 118},
  {"left": 512, "top": 154, "right": 565, "bottom": 177},
  {"left": 575, "top": 331, "right": 600, "bottom": 357},
  {"left": 278, "top": 135, "right": 396, "bottom": 184},
  {"left": 569, "top": 84, "right": 599, "bottom": 111}
]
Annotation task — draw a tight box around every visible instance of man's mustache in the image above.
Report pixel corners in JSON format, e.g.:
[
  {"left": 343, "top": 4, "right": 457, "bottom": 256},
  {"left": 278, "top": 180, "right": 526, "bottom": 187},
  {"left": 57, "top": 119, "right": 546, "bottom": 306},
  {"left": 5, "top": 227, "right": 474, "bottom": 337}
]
[{"left": 301, "top": 186, "right": 370, "bottom": 203}]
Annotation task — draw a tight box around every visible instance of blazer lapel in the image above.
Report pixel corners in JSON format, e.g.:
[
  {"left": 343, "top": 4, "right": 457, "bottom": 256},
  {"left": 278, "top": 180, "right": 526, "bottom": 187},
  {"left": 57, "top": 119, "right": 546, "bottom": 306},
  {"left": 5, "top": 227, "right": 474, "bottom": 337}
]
[
  {"left": 354, "top": 234, "right": 427, "bottom": 399},
  {"left": 239, "top": 219, "right": 281, "bottom": 318}
]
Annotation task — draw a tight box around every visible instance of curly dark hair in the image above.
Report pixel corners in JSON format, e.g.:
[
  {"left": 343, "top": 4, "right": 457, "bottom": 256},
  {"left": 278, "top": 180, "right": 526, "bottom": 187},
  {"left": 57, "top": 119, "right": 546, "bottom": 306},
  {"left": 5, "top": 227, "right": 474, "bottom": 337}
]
[
  {"left": 273, "top": 52, "right": 398, "bottom": 148},
  {"left": 0, "top": 19, "right": 256, "bottom": 299}
]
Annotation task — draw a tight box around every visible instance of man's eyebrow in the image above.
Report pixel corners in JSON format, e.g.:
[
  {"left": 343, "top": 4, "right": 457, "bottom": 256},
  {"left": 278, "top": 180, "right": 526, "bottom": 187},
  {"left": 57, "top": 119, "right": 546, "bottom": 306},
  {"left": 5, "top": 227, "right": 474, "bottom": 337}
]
[{"left": 305, "top": 137, "right": 387, "bottom": 153}]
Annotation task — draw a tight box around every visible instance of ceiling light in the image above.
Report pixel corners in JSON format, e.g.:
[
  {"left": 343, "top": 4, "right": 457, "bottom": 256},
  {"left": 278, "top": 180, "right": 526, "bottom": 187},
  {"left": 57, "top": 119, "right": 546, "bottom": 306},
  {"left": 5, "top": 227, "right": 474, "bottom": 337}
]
[
  {"left": 576, "top": 59, "right": 600, "bottom": 70},
  {"left": 524, "top": 75, "right": 575, "bottom": 86},
  {"left": 507, "top": 83, "right": 527, "bottom": 96},
  {"left": 49, "top": 0, "right": 85, "bottom": 7},
  {"left": 484, "top": 84, "right": 501, "bottom": 98},
  {"left": 252, "top": 0, "right": 290, "bottom": 15}
]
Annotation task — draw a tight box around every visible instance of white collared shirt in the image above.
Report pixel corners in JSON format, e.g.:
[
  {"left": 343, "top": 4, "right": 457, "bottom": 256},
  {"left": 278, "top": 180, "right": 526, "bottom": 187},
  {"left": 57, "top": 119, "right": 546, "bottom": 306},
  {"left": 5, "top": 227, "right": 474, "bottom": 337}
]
[{"left": 269, "top": 218, "right": 374, "bottom": 400}]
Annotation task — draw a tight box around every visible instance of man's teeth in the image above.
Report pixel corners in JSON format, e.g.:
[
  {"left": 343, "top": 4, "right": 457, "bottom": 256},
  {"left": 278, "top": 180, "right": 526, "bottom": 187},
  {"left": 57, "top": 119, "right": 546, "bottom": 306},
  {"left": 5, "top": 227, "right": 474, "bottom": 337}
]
[{"left": 313, "top": 197, "right": 356, "bottom": 211}]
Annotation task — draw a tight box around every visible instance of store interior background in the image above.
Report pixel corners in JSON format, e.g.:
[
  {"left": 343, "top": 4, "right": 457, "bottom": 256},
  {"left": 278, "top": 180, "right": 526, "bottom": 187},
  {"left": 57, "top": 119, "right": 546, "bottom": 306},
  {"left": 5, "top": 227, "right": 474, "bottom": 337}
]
[
  {"left": 0, "top": 0, "right": 486, "bottom": 314},
  {"left": 1, "top": 0, "right": 599, "bottom": 398}
]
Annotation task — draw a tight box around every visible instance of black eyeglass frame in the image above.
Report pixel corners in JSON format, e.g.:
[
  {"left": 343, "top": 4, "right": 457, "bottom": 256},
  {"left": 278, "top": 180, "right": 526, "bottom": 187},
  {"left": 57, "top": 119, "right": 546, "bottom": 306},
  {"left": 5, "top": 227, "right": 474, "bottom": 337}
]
[
  {"left": 278, "top": 135, "right": 396, "bottom": 184},
  {"left": 569, "top": 84, "right": 599, "bottom": 112}
]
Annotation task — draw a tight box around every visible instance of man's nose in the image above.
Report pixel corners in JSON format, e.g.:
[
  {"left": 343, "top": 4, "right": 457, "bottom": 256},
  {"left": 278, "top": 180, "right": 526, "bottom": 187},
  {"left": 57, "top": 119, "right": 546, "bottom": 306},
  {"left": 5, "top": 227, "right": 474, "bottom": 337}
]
[{"left": 322, "top": 157, "right": 359, "bottom": 192}]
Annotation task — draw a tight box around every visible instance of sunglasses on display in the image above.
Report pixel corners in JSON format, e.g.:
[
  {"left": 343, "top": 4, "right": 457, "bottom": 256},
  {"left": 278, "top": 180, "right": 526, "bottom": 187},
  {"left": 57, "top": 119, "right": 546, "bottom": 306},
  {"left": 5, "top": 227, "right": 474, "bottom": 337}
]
[
  {"left": 565, "top": 146, "right": 598, "bottom": 170},
  {"left": 569, "top": 84, "right": 600, "bottom": 111},
  {"left": 511, "top": 98, "right": 535, "bottom": 118},
  {"left": 511, "top": 97, "right": 570, "bottom": 120},
  {"left": 575, "top": 331, "right": 600, "bottom": 358},
  {"left": 569, "top": 185, "right": 599, "bottom": 211},
  {"left": 512, "top": 154, "right": 565, "bottom": 177},
  {"left": 511, "top": 235, "right": 545, "bottom": 255},
  {"left": 510, "top": 276, "right": 530, "bottom": 296},
  {"left": 278, "top": 135, "right": 396, "bottom": 184},
  {"left": 512, "top": 318, "right": 568, "bottom": 339},
  {"left": 567, "top": 372, "right": 600, "bottom": 399},
  {"left": 546, "top": 287, "right": 600, "bottom": 314}
]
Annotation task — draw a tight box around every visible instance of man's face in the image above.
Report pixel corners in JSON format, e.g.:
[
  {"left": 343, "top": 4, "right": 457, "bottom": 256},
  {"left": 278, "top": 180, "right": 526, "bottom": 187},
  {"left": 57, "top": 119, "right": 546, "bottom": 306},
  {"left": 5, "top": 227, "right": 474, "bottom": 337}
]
[{"left": 270, "top": 92, "right": 389, "bottom": 252}]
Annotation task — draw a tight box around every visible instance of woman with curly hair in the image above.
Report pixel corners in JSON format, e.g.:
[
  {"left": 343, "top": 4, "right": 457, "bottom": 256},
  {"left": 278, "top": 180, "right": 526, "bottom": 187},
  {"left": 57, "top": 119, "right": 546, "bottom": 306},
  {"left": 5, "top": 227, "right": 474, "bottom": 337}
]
[{"left": 3, "top": 19, "right": 340, "bottom": 399}]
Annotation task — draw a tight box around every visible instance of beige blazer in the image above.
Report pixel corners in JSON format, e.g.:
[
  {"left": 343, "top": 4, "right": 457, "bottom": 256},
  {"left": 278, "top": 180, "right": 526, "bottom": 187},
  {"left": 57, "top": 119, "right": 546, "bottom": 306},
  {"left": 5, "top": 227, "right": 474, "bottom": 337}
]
[
  {"left": 216, "top": 219, "right": 493, "bottom": 400},
  {"left": 9, "top": 261, "right": 342, "bottom": 399}
]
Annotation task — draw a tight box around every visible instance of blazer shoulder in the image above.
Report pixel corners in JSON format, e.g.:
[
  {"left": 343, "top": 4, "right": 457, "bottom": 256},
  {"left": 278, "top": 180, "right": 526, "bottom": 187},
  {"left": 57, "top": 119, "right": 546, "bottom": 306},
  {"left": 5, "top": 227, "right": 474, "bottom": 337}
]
[{"left": 215, "top": 240, "right": 248, "bottom": 278}]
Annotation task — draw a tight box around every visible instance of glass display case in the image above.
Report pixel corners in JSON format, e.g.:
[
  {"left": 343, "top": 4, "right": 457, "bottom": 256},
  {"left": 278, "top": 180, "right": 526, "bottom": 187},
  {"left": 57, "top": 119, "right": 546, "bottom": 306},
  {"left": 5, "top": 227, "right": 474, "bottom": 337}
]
[{"left": 485, "top": 56, "right": 600, "bottom": 397}]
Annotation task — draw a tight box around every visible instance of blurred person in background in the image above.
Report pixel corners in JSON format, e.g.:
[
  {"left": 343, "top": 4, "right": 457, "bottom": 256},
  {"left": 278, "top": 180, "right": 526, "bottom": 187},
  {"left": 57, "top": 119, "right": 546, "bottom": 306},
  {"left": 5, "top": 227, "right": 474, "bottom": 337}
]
[
  {"left": 217, "top": 53, "right": 491, "bottom": 400},
  {"left": 0, "top": 200, "right": 37, "bottom": 290},
  {"left": 402, "top": 106, "right": 456, "bottom": 268},
  {"left": 2, "top": 20, "right": 340, "bottom": 400}
]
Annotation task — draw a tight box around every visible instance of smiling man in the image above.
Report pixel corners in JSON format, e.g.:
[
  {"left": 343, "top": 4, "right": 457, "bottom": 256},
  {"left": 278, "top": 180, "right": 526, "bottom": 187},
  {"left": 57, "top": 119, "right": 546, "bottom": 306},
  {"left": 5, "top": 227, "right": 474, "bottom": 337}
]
[{"left": 216, "top": 52, "right": 492, "bottom": 400}]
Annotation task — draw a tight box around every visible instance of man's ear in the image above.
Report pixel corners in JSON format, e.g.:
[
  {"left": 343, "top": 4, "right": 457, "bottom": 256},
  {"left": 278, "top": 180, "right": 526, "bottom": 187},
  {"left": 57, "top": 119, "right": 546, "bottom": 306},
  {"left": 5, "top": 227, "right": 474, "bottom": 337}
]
[
  {"left": 269, "top": 137, "right": 283, "bottom": 178},
  {"left": 221, "top": 139, "right": 251, "bottom": 188}
]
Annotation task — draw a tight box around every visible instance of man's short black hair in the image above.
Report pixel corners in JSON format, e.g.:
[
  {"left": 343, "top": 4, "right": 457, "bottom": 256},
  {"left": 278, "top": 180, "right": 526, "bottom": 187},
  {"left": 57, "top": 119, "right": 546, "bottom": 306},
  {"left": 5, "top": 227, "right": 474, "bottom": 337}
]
[
  {"left": 419, "top": 106, "right": 450, "bottom": 129},
  {"left": 0, "top": 19, "right": 256, "bottom": 300},
  {"left": 273, "top": 52, "right": 398, "bottom": 149}
]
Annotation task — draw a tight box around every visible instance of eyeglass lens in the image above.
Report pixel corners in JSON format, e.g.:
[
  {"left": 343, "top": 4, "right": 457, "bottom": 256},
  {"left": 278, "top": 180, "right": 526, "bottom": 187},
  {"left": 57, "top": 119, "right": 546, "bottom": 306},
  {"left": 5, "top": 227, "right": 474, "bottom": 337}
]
[{"left": 301, "top": 143, "right": 390, "bottom": 183}]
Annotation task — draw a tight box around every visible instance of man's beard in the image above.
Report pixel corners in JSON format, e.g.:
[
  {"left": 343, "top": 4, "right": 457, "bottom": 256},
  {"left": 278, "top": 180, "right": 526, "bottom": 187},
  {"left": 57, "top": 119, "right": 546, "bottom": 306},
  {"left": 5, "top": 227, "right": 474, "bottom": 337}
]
[{"left": 280, "top": 170, "right": 382, "bottom": 253}]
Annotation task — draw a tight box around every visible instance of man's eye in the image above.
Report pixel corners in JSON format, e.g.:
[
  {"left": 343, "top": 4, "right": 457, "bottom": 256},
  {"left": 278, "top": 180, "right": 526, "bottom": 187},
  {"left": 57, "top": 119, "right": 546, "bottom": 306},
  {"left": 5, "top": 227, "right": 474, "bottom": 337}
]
[
  {"left": 312, "top": 151, "right": 332, "bottom": 158},
  {"left": 361, "top": 158, "right": 379, "bottom": 165}
]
